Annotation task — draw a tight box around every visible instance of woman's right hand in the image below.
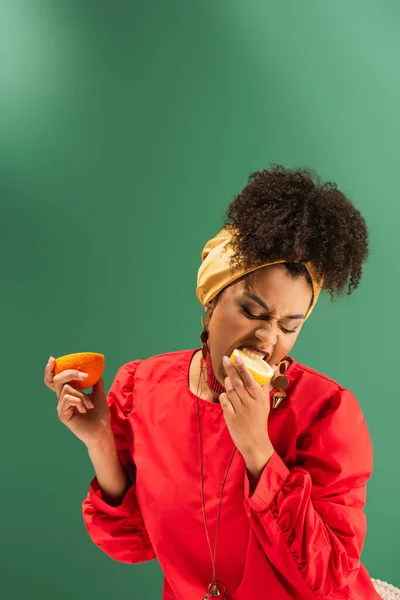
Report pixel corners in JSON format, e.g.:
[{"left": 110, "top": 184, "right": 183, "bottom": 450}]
[{"left": 44, "top": 356, "right": 112, "bottom": 447}]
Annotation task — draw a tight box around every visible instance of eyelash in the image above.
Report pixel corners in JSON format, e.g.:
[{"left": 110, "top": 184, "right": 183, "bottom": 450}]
[{"left": 239, "top": 305, "right": 298, "bottom": 335}]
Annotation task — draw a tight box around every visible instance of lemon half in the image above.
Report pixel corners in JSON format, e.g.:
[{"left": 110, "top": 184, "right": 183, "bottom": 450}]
[{"left": 229, "top": 348, "right": 274, "bottom": 386}]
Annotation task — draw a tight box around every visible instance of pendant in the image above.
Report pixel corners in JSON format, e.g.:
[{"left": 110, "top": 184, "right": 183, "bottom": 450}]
[
  {"left": 272, "top": 390, "right": 287, "bottom": 409},
  {"left": 272, "top": 371, "right": 289, "bottom": 410},
  {"left": 202, "top": 580, "right": 227, "bottom": 599}
]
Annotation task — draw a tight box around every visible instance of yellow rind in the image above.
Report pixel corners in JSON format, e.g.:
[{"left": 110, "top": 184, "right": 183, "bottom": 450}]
[{"left": 229, "top": 348, "right": 274, "bottom": 386}]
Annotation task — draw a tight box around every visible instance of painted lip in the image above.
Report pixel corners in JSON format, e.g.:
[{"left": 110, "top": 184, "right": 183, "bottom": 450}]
[{"left": 238, "top": 345, "right": 270, "bottom": 361}]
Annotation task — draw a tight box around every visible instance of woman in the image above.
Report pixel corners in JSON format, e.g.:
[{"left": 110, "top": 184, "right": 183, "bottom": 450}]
[{"left": 44, "top": 166, "right": 381, "bottom": 599}]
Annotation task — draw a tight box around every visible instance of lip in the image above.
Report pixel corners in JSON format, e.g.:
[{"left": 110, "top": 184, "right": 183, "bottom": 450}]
[{"left": 237, "top": 345, "right": 270, "bottom": 361}]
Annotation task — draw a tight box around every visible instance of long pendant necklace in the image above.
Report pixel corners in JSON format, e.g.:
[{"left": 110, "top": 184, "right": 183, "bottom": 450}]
[
  {"left": 197, "top": 350, "right": 236, "bottom": 599},
  {"left": 196, "top": 322, "right": 291, "bottom": 598}
]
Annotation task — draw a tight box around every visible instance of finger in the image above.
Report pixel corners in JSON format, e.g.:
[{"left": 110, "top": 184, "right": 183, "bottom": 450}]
[
  {"left": 219, "top": 391, "right": 235, "bottom": 415},
  {"left": 60, "top": 384, "right": 94, "bottom": 410},
  {"left": 223, "top": 356, "right": 252, "bottom": 398},
  {"left": 59, "top": 393, "right": 87, "bottom": 413},
  {"left": 224, "top": 377, "right": 243, "bottom": 411},
  {"left": 57, "top": 400, "right": 75, "bottom": 423},
  {"left": 44, "top": 356, "right": 56, "bottom": 389},
  {"left": 58, "top": 393, "right": 87, "bottom": 415},
  {"left": 263, "top": 364, "right": 278, "bottom": 392},
  {"left": 53, "top": 369, "right": 89, "bottom": 385},
  {"left": 53, "top": 370, "right": 88, "bottom": 401},
  {"left": 224, "top": 355, "right": 262, "bottom": 398},
  {"left": 73, "top": 389, "right": 93, "bottom": 410},
  {"left": 222, "top": 355, "right": 242, "bottom": 383},
  {"left": 234, "top": 362, "right": 260, "bottom": 395},
  {"left": 93, "top": 376, "right": 104, "bottom": 390},
  {"left": 83, "top": 394, "right": 95, "bottom": 409},
  {"left": 92, "top": 376, "right": 104, "bottom": 397}
]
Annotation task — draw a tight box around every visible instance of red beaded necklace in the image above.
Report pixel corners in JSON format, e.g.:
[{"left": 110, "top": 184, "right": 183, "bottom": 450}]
[{"left": 200, "top": 350, "right": 226, "bottom": 397}]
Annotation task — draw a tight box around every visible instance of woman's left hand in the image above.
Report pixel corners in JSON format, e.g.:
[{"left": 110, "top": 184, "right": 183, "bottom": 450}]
[{"left": 219, "top": 354, "right": 278, "bottom": 460}]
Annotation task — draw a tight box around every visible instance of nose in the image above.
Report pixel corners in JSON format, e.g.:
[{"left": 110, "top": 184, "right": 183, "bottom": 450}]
[{"left": 255, "top": 323, "right": 278, "bottom": 346}]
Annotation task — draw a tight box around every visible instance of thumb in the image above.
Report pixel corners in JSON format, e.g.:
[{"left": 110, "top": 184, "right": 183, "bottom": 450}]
[
  {"left": 261, "top": 367, "right": 278, "bottom": 393},
  {"left": 92, "top": 376, "right": 105, "bottom": 397}
]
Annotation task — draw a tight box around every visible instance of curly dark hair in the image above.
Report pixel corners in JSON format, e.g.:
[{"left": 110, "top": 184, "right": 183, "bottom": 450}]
[{"left": 220, "top": 164, "right": 370, "bottom": 305}]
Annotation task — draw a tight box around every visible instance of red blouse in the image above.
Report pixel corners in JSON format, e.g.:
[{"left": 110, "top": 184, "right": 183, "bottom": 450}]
[{"left": 82, "top": 348, "right": 380, "bottom": 599}]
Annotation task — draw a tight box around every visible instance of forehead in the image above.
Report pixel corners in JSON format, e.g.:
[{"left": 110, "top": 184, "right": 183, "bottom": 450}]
[{"left": 228, "top": 265, "right": 312, "bottom": 314}]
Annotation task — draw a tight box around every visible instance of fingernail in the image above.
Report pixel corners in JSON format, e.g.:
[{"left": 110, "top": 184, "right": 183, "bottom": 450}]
[
  {"left": 223, "top": 356, "right": 230, "bottom": 366},
  {"left": 48, "top": 356, "right": 54, "bottom": 363},
  {"left": 234, "top": 354, "right": 242, "bottom": 365},
  {"left": 79, "top": 372, "right": 88, "bottom": 379},
  {"left": 87, "top": 400, "right": 94, "bottom": 408}
]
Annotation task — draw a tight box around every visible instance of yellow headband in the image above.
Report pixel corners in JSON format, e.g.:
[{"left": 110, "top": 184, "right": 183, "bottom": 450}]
[{"left": 196, "top": 228, "right": 324, "bottom": 321}]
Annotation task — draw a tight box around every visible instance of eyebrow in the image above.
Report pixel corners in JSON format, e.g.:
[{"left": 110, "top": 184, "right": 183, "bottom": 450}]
[{"left": 242, "top": 291, "right": 306, "bottom": 320}]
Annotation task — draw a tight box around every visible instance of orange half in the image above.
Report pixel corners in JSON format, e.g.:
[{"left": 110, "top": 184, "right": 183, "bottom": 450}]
[{"left": 54, "top": 352, "right": 104, "bottom": 390}]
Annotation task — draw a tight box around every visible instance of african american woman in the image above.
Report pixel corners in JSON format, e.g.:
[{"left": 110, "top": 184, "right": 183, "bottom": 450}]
[{"left": 45, "top": 165, "right": 380, "bottom": 599}]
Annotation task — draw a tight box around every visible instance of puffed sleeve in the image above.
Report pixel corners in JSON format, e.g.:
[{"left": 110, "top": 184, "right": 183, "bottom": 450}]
[
  {"left": 82, "top": 361, "right": 156, "bottom": 564},
  {"left": 243, "top": 386, "right": 373, "bottom": 597}
]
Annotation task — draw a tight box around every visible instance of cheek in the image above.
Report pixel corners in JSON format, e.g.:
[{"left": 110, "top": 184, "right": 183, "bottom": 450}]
[
  {"left": 211, "top": 311, "right": 241, "bottom": 339},
  {"left": 208, "top": 316, "right": 241, "bottom": 365},
  {"left": 274, "top": 334, "right": 297, "bottom": 358}
]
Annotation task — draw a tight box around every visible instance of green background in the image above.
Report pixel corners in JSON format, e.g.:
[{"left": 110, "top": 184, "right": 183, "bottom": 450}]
[{"left": 1, "top": 1, "right": 398, "bottom": 597}]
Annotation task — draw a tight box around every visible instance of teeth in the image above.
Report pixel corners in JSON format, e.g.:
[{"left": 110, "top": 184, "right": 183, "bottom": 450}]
[{"left": 239, "top": 347, "right": 265, "bottom": 361}]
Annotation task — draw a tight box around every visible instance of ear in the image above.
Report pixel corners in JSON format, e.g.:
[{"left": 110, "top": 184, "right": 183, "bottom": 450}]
[
  {"left": 207, "top": 297, "right": 218, "bottom": 311},
  {"left": 205, "top": 296, "right": 220, "bottom": 327}
]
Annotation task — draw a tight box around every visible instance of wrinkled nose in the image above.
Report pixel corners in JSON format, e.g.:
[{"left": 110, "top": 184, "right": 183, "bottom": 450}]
[{"left": 255, "top": 324, "right": 277, "bottom": 350}]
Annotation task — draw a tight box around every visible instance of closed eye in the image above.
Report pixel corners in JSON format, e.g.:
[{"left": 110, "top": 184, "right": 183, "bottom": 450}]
[{"left": 239, "top": 305, "right": 298, "bottom": 335}]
